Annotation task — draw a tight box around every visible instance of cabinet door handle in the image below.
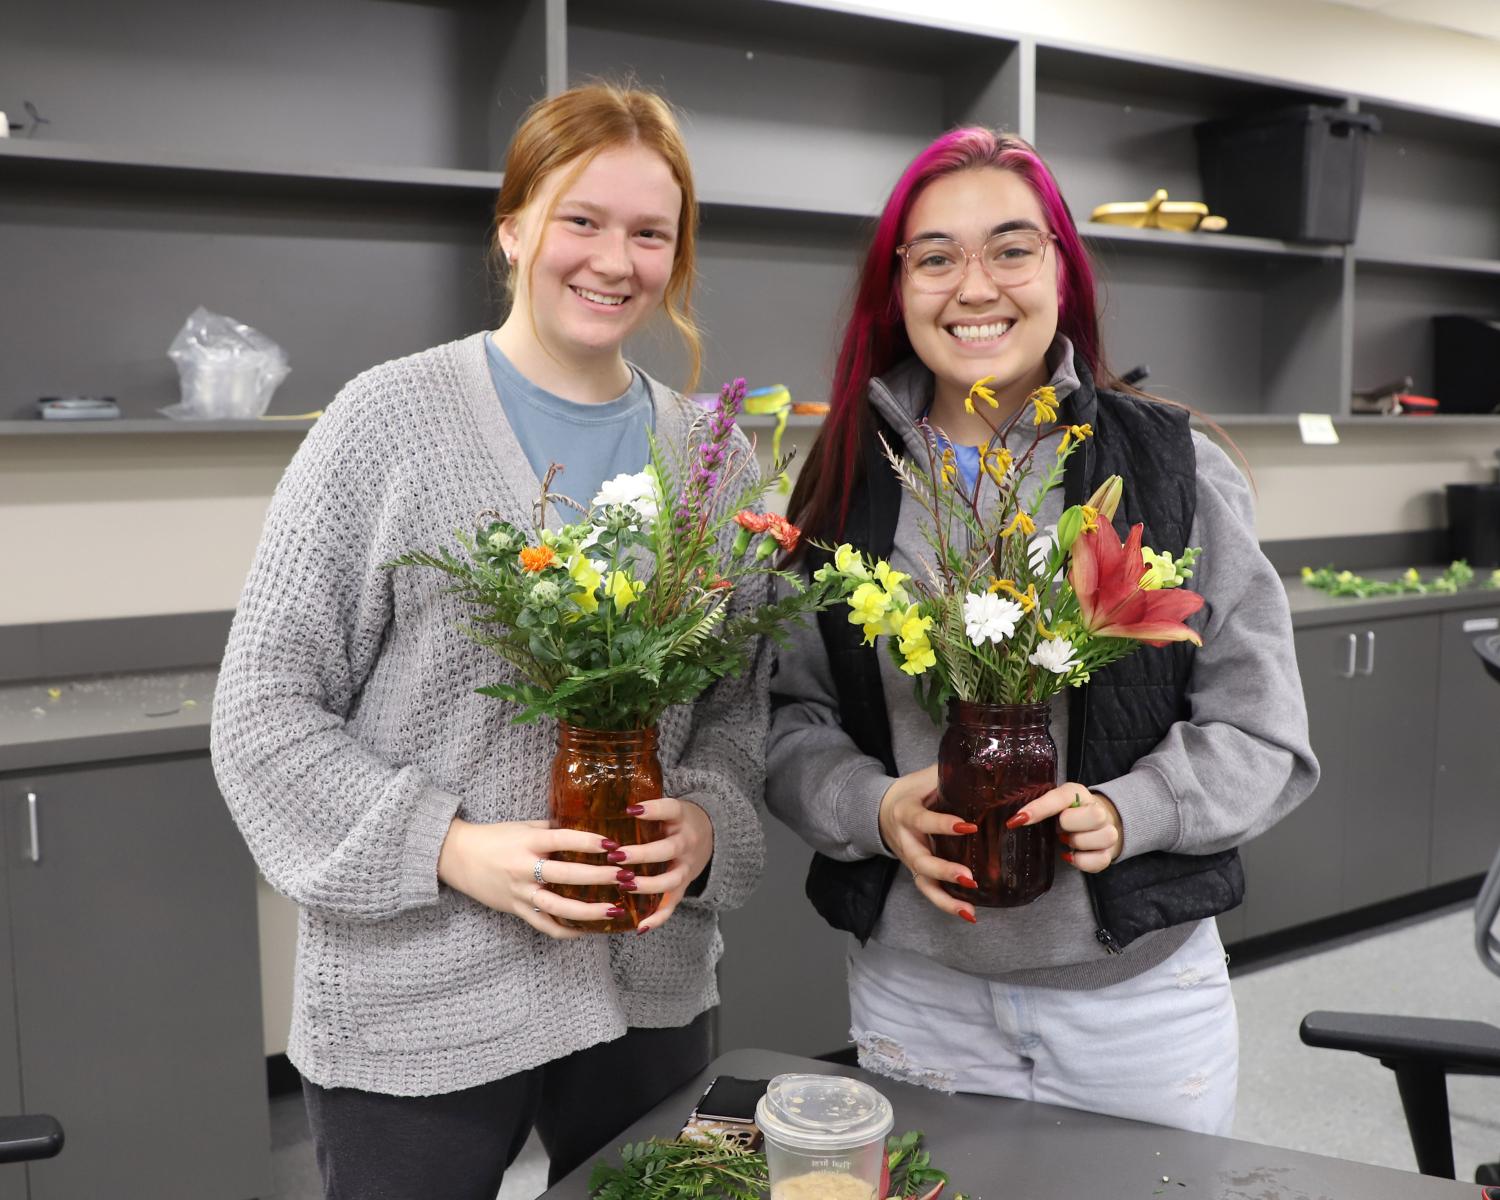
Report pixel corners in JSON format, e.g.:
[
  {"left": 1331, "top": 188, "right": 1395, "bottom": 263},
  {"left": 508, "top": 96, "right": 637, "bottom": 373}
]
[
  {"left": 26, "top": 791, "right": 40, "bottom": 863},
  {"left": 1359, "top": 630, "right": 1376, "bottom": 676},
  {"left": 1340, "top": 632, "right": 1357, "bottom": 678}
]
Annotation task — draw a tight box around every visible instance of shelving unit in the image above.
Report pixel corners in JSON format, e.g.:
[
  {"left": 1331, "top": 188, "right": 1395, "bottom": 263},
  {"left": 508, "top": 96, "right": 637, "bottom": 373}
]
[{"left": 2, "top": 0, "right": 1498, "bottom": 428}]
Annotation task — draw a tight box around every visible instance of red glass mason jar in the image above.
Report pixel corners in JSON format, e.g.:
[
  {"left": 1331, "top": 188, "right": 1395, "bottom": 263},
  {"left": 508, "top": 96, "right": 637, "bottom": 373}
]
[
  {"left": 548, "top": 723, "right": 666, "bottom": 933},
  {"left": 931, "top": 700, "right": 1057, "bottom": 907}
]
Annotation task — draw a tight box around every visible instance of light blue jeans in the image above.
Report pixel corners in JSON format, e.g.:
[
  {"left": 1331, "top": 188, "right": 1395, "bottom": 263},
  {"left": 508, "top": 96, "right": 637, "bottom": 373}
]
[{"left": 847, "top": 919, "right": 1237, "bottom": 1135}]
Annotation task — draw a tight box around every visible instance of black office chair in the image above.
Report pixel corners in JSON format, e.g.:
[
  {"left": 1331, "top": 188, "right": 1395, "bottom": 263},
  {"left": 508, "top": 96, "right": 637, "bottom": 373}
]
[
  {"left": 0, "top": 1115, "right": 63, "bottom": 1165},
  {"left": 1300, "top": 632, "right": 1500, "bottom": 1183}
]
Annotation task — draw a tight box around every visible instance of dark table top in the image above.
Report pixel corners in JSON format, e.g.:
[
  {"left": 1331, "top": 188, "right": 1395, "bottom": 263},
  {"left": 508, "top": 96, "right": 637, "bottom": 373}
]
[{"left": 544, "top": 1048, "right": 1476, "bottom": 1199}]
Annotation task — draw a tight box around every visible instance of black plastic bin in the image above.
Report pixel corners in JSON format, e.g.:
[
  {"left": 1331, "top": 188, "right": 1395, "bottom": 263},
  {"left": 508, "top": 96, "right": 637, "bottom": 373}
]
[
  {"left": 1434, "top": 314, "right": 1500, "bottom": 415},
  {"left": 1195, "top": 105, "right": 1381, "bottom": 243}
]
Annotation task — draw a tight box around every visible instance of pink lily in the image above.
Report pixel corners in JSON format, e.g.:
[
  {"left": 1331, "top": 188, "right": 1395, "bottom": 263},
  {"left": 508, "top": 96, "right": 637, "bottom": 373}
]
[{"left": 1070, "top": 520, "right": 1204, "bottom": 646}]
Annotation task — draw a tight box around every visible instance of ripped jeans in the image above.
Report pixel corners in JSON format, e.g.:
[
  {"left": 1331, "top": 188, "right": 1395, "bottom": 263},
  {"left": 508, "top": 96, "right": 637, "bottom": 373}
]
[{"left": 847, "top": 918, "right": 1237, "bottom": 1135}]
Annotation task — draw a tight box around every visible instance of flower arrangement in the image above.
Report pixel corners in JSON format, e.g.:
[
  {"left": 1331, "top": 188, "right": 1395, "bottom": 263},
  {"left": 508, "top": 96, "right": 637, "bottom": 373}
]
[
  {"left": 388, "top": 379, "right": 841, "bottom": 730},
  {"left": 813, "top": 380, "right": 1206, "bottom": 723}
]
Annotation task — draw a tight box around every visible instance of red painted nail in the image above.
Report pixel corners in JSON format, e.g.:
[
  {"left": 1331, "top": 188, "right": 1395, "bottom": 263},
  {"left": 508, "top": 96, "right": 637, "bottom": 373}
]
[
  {"left": 626, "top": 804, "right": 646, "bottom": 816},
  {"left": 600, "top": 838, "right": 620, "bottom": 852},
  {"left": 615, "top": 869, "right": 636, "bottom": 883},
  {"left": 635, "top": 924, "right": 651, "bottom": 936},
  {"left": 959, "top": 909, "right": 977, "bottom": 924},
  {"left": 607, "top": 850, "right": 628, "bottom": 863},
  {"left": 1061, "top": 850, "right": 1075, "bottom": 864},
  {"left": 617, "top": 878, "right": 638, "bottom": 891},
  {"left": 957, "top": 876, "right": 979, "bottom": 890},
  {"left": 1004, "top": 812, "right": 1031, "bottom": 829},
  {"left": 953, "top": 822, "right": 980, "bottom": 835},
  {"left": 605, "top": 906, "right": 626, "bottom": 918}
]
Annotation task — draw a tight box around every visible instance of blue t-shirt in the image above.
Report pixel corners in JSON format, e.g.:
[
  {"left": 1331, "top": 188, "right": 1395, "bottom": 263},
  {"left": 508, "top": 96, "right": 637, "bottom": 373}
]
[{"left": 484, "top": 336, "right": 655, "bottom": 511}]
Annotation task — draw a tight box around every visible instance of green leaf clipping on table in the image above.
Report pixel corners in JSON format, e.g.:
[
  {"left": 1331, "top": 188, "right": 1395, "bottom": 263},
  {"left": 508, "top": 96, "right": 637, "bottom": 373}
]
[
  {"left": 586, "top": 1129, "right": 970, "bottom": 1199},
  {"left": 1300, "top": 560, "right": 1500, "bottom": 599}
]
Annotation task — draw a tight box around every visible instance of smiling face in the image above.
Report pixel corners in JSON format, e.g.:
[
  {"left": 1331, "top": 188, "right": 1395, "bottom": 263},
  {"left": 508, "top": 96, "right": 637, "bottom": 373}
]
[
  {"left": 900, "top": 166, "right": 1060, "bottom": 420},
  {"left": 499, "top": 141, "right": 681, "bottom": 374}
]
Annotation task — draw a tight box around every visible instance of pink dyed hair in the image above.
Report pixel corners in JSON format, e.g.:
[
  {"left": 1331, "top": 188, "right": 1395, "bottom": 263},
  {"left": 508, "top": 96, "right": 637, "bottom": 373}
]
[{"left": 790, "top": 128, "right": 1109, "bottom": 541}]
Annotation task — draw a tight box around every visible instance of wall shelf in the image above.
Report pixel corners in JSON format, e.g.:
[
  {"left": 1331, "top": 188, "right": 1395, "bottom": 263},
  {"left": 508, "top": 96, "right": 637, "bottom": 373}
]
[
  {"left": 1082, "top": 222, "right": 1344, "bottom": 260},
  {"left": 0, "top": 138, "right": 502, "bottom": 197},
  {"left": 1354, "top": 250, "right": 1500, "bottom": 279},
  {"left": 2, "top": 0, "right": 1498, "bottom": 424},
  {"left": 0, "top": 419, "right": 318, "bottom": 437}
]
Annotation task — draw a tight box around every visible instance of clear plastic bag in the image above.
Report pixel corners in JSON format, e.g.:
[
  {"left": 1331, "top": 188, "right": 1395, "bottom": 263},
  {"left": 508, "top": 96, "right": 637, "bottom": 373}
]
[{"left": 162, "top": 307, "right": 290, "bottom": 420}]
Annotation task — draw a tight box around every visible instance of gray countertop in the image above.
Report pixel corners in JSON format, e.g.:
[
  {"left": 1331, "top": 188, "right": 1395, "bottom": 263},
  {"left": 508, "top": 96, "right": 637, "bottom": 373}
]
[
  {"left": 3, "top": 573, "right": 1498, "bottom": 774},
  {"left": 0, "top": 668, "right": 216, "bottom": 774}
]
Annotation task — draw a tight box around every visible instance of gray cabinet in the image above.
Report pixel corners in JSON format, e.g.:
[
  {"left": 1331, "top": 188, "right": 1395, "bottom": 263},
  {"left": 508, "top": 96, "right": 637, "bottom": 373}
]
[
  {"left": 1, "top": 755, "right": 270, "bottom": 1200},
  {"left": 1340, "top": 616, "right": 1441, "bottom": 909},
  {"left": 1430, "top": 606, "right": 1500, "bottom": 884},
  {"left": 0, "top": 811, "right": 24, "bottom": 1200},
  {"left": 1241, "top": 614, "right": 1442, "bottom": 935}
]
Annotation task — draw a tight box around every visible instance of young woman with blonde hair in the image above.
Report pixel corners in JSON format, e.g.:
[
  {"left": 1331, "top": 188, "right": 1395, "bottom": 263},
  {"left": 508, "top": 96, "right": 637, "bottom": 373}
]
[{"left": 212, "top": 83, "right": 767, "bottom": 1198}]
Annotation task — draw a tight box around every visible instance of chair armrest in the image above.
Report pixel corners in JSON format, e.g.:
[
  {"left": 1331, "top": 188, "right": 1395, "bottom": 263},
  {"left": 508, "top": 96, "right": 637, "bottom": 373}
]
[
  {"left": 0, "top": 1115, "right": 64, "bottom": 1165},
  {"left": 1301, "top": 1010, "right": 1500, "bottom": 1072}
]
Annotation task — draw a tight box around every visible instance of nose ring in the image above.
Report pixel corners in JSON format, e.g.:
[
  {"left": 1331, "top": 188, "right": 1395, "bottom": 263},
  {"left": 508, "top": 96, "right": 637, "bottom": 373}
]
[{"left": 957, "top": 290, "right": 968, "bottom": 304}]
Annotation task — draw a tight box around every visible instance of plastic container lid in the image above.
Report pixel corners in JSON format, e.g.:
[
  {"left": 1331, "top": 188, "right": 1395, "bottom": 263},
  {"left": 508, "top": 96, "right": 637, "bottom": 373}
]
[{"left": 754, "top": 1074, "right": 894, "bottom": 1152}]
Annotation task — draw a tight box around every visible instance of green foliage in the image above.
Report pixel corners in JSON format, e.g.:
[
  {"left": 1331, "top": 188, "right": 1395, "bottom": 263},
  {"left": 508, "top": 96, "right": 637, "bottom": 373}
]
[
  {"left": 586, "top": 1130, "right": 968, "bottom": 1200},
  {"left": 587, "top": 1135, "right": 767, "bottom": 1200},
  {"left": 1300, "top": 559, "right": 1499, "bottom": 599}
]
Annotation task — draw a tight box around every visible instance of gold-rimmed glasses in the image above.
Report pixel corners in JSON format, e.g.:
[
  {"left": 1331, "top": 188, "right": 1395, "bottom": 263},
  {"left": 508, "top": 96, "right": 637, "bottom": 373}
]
[{"left": 896, "top": 229, "right": 1055, "bottom": 293}]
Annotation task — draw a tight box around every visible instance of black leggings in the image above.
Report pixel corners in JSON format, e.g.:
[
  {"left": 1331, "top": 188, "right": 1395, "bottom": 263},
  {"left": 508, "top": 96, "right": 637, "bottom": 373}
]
[{"left": 302, "top": 1011, "right": 714, "bottom": 1200}]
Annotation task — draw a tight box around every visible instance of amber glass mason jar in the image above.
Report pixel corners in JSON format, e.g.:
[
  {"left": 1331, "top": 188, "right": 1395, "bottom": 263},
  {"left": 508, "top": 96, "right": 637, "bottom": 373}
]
[
  {"left": 931, "top": 700, "right": 1057, "bottom": 907},
  {"left": 548, "top": 723, "right": 666, "bottom": 933}
]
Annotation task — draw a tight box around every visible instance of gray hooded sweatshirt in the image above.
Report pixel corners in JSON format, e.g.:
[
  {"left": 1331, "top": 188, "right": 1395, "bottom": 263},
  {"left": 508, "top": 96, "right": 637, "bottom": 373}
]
[{"left": 767, "top": 341, "right": 1318, "bottom": 989}]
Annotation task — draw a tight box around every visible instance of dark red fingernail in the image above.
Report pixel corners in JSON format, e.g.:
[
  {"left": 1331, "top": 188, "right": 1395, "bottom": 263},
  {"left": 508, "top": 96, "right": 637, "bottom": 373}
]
[
  {"left": 953, "top": 822, "right": 980, "bottom": 835},
  {"left": 1005, "top": 812, "right": 1030, "bottom": 829},
  {"left": 600, "top": 838, "right": 620, "bottom": 852},
  {"left": 626, "top": 804, "right": 646, "bottom": 816},
  {"left": 605, "top": 906, "right": 626, "bottom": 918},
  {"left": 606, "top": 849, "right": 627, "bottom": 863},
  {"left": 957, "top": 876, "right": 978, "bottom": 889},
  {"left": 959, "top": 909, "right": 977, "bottom": 924},
  {"left": 617, "top": 878, "right": 638, "bottom": 891},
  {"left": 635, "top": 924, "right": 651, "bottom": 936},
  {"left": 1061, "top": 850, "right": 1075, "bottom": 864},
  {"left": 615, "top": 869, "right": 636, "bottom": 883}
]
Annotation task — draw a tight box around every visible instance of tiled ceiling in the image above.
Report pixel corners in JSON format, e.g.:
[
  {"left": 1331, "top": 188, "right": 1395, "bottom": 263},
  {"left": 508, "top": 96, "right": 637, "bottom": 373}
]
[{"left": 1318, "top": 0, "right": 1500, "bottom": 42}]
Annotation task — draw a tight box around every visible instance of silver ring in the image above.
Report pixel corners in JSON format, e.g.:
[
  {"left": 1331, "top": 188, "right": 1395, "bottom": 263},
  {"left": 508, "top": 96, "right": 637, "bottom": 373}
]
[
  {"left": 530, "top": 884, "right": 544, "bottom": 913},
  {"left": 533, "top": 858, "right": 546, "bottom": 885}
]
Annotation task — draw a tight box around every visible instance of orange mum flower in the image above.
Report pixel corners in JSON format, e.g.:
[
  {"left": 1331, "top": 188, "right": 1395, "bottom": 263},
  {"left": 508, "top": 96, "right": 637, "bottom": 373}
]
[{"left": 518, "top": 545, "right": 556, "bottom": 573}]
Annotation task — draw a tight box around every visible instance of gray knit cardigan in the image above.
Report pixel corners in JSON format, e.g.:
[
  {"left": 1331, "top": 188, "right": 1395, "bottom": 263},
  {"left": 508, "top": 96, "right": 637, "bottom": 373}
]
[{"left": 211, "top": 332, "right": 769, "bottom": 1096}]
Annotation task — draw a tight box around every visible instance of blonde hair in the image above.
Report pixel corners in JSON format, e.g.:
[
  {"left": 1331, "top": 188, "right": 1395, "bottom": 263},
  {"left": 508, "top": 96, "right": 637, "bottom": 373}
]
[{"left": 494, "top": 82, "right": 702, "bottom": 391}]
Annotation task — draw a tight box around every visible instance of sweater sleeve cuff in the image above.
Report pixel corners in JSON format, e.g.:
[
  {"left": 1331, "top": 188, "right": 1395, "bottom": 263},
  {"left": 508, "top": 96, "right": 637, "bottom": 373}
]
[
  {"left": 400, "top": 788, "right": 464, "bottom": 910},
  {"left": 837, "top": 761, "right": 897, "bottom": 860},
  {"left": 1093, "top": 763, "right": 1181, "bottom": 861}
]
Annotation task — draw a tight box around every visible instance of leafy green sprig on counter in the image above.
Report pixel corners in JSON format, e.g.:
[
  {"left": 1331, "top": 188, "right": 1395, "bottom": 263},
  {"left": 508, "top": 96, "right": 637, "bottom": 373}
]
[
  {"left": 1301, "top": 559, "right": 1500, "bottom": 600},
  {"left": 587, "top": 1129, "right": 969, "bottom": 1200}
]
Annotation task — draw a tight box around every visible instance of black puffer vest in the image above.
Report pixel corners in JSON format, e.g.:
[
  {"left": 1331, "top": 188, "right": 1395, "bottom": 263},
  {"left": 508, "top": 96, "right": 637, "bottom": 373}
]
[{"left": 801, "top": 362, "right": 1243, "bottom": 953}]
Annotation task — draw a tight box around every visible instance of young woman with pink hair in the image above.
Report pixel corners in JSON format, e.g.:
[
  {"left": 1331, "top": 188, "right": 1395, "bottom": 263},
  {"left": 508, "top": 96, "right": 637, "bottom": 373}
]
[{"left": 767, "top": 129, "right": 1317, "bottom": 1133}]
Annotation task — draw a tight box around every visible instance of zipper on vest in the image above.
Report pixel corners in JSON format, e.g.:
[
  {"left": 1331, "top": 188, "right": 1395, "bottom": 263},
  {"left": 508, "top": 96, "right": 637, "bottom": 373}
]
[{"left": 1075, "top": 686, "right": 1123, "bottom": 955}]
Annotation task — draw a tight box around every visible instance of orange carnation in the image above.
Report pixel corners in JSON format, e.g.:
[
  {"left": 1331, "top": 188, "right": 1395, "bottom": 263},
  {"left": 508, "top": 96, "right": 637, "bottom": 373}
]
[{"left": 765, "top": 513, "right": 801, "bottom": 552}]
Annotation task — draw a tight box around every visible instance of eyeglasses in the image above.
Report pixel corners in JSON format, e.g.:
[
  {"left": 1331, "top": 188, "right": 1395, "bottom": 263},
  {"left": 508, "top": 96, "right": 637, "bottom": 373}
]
[{"left": 895, "top": 229, "right": 1055, "bottom": 293}]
